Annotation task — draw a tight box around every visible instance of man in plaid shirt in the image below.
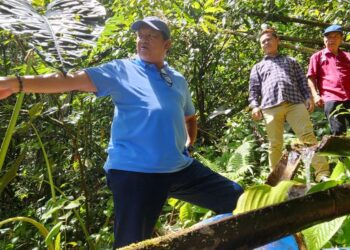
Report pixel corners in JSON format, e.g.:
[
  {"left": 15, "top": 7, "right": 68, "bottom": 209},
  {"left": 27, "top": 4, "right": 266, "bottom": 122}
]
[{"left": 249, "top": 28, "right": 329, "bottom": 182}]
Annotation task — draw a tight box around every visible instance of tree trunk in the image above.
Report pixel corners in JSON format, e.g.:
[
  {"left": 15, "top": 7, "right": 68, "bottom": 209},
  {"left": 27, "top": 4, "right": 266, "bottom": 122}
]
[
  {"left": 317, "top": 136, "right": 350, "bottom": 156},
  {"left": 266, "top": 150, "right": 301, "bottom": 186},
  {"left": 266, "top": 135, "right": 350, "bottom": 186},
  {"left": 122, "top": 183, "right": 350, "bottom": 250}
]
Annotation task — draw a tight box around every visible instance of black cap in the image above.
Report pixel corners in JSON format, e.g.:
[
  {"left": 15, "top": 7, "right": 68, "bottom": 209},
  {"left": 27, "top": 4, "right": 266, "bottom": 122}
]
[{"left": 131, "top": 16, "right": 170, "bottom": 40}]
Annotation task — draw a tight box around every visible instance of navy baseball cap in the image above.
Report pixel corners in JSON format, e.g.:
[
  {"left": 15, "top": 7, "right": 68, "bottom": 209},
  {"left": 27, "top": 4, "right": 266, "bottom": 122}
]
[
  {"left": 323, "top": 24, "right": 343, "bottom": 36},
  {"left": 131, "top": 16, "right": 170, "bottom": 40}
]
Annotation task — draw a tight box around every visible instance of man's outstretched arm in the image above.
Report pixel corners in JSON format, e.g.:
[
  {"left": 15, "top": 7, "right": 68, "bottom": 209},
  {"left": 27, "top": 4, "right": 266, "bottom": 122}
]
[{"left": 0, "top": 71, "right": 96, "bottom": 99}]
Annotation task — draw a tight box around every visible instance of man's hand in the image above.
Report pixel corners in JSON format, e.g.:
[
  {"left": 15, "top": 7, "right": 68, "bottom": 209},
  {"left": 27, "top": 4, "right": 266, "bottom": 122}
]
[
  {"left": 305, "top": 98, "right": 315, "bottom": 112},
  {"left": 313, "top": 94, "right": 324, "bottom": 108},
  {"left": 251, "top": 107, "right": 263, "bottom": 121},
  {"left": 307, "top": 77, "right": 323, "bottom": 108}
]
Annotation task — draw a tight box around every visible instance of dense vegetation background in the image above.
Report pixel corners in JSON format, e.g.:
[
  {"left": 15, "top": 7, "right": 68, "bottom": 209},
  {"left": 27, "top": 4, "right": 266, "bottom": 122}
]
[{"left": 1, "top": 0, "right": 350, "bottom": 249}]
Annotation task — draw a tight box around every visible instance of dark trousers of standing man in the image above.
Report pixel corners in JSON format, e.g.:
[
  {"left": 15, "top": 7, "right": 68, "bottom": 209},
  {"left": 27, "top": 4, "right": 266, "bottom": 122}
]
[
  {"left": 324, "top": 100, "right": 350, "bottom": 135},
  {"left": 106, "top": 159, "right": 244, "bottom": 249}
]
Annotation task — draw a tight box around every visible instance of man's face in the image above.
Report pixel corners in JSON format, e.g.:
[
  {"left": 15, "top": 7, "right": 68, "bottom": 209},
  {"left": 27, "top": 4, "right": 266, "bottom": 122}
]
[
  {"left": 324, "top": 32, "right": 343, "bottom": 51},
  {"left": 136, "top": 25, "right": 171, "bottom": 65},
  {"left": 260, "top": 33, "right": 279, "bottom": 56}
]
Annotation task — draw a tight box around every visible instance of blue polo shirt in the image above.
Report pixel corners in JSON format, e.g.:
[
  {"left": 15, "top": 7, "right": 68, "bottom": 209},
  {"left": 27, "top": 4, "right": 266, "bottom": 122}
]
[{"left": 85, "top": 57, "right": 195, "bottom": 173}]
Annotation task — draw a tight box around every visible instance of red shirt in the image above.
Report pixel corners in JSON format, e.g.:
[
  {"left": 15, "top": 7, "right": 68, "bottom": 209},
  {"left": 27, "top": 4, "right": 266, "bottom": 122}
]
[{"left": 307, "top": 48, "right": 350, "bottom": 101}]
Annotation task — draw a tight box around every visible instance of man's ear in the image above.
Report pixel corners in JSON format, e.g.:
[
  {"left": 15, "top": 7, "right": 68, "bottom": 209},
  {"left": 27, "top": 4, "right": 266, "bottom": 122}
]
[{"left": 165, "top": 40, "right": 172, "bottom": 51}]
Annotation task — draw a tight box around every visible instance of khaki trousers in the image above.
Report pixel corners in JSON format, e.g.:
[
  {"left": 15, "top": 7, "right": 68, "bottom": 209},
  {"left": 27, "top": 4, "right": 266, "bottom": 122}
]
[{"left": 262, "top": 102, "right": 329, "bottom": 180}]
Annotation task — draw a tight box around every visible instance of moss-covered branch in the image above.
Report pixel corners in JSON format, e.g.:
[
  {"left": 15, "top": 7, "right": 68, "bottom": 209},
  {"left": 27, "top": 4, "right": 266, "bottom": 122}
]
[{"left": 122, "top": 183, "right": 350, "bottom": 250}]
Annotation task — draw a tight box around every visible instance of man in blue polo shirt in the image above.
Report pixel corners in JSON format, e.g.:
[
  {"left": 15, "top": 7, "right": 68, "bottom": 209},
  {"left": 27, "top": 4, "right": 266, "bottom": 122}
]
[{"left": 0, "top": 16, "right": 243, "bottom": 248}]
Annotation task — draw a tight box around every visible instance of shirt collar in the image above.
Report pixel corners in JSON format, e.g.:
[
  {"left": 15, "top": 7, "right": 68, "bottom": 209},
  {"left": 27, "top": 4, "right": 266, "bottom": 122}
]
[
  {"left": 134, "top": 55, "right": 169, "bottom": 70},
  {"left": 323, "top": 47, "right": 343, "bottom": 56},
  {"left": 263, "top": 54, "right": 282, "bottom": 60}
]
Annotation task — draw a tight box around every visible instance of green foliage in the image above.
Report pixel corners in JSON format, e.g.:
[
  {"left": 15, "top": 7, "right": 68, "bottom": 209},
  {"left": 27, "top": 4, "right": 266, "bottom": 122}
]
[
  {"left": 0, "top": 152, "right": 25, "bottom": 195},
  {"left": 1, "top": 0, "right": 350, "bottom": 248},
  {"left": 331, "top": 159, "right": 350, "bottom": 181},
  {"left": 226, "top": 139, "right": 256, "bottom": 175},
  {"left": 0, "top": 216, "right": 54, "bottom": 250},
  {"left": 331, "top": 216, "right": 350, "bottom": 246},
  {"left": 164, "top": 198, "right": 211, "bottom": 230}
]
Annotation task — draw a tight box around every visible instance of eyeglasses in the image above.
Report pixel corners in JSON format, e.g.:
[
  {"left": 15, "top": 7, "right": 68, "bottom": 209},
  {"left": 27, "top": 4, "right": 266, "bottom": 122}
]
[{"left": 160, "top": 68, "right": 173, "bottom": 87}]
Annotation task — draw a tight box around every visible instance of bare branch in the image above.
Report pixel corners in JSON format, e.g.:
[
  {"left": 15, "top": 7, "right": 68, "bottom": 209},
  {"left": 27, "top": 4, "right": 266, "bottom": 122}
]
[{"left": 248, "top": 11, "right": 350, "bottom": 31}]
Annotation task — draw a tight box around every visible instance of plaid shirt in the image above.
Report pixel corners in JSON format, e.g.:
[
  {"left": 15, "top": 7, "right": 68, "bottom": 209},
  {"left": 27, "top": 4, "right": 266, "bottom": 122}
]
[{"left": 249, "top": 55, "right": 311, "bottom": 109}]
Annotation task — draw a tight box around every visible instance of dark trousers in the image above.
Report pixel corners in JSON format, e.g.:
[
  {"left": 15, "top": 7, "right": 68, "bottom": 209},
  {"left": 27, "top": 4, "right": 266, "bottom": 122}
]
[
  {"left": 106, "top": 159, "right": 244, "bottom": 249},
  {"left": 324, "top": 100, "right": 350, "bottom": 135}
]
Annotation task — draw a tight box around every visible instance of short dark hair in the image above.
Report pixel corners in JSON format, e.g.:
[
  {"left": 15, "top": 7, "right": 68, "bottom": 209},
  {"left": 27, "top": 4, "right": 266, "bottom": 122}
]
[{"left": 259, "top": 28, "right": 278, "bottom": 39}]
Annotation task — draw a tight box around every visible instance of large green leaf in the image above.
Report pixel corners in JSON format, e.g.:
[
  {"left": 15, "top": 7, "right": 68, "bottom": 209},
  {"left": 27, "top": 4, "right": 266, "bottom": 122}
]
[
  {"left": 234, "top": 180, "right": 298, "bottom": 214},
  {"left": 0, "top": 0, "right": 106, "bottom": 71},
  {"left": 301, "top": 171, "right": 349, "bottom": 250},
  {"left": 302, "top": 216, "right": 347, "bottom": 250}
]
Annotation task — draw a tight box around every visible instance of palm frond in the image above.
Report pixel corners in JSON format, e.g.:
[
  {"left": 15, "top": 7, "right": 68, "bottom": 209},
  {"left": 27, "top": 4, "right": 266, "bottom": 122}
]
[{"left": 0, "top": 0, "right": 106, "bottom": 72}]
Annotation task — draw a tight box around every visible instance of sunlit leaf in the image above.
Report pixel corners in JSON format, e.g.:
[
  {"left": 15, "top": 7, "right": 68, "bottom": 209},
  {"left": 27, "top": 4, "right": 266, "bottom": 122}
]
[
  {"left": 41, "top": 204, "right": 65, "bottom": 220},
  {"left": 45, "top": 221, "right": 63, "bottom": 246},
  {"left": 303, "top": 216, "right": 347, "bottom": 250},
  {"left": 234, "top": 181, "right": 298, "bottom": 214},
  {"left": 179, "top": 203, "right": 192, "bottom": 223},
  {"left": 55, "top": 232, "right": 61, "bottom": 250},
  {"left": 306, "top": 180, "right": 340, "bottom": 194},
  {"left": 64, "top": 196, "right": 85, "bottom": 210},
  {"left": 302, "top": 179, "right": 348, "bottom": 250}
]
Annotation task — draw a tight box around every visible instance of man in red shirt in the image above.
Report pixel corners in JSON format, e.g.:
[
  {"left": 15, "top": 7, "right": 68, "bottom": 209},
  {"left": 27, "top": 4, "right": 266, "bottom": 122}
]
[{"left": 308, "top": 24, "right": 350, "bottom": 135}]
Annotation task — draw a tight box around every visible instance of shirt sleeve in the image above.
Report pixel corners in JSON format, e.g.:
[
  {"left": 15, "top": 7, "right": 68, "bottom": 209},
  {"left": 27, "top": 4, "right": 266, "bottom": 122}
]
[
  {"left": 84, "top": 60, "right": 121, "bottom": 97},
  {"left": 293, "top": 59, "right": 311, "bottom": 100},
  {"left": 307, "top": 53, "right": 319, "bottom": 79},
  {"left": 248, "top": 64, "right": 262, "bottom": 108}
]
